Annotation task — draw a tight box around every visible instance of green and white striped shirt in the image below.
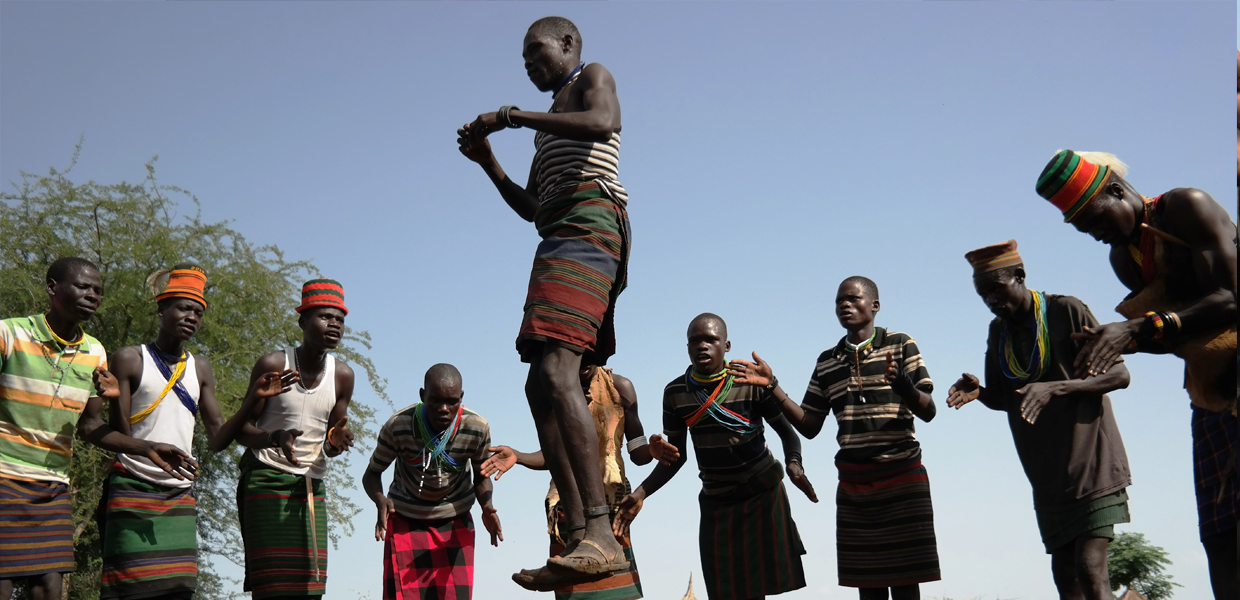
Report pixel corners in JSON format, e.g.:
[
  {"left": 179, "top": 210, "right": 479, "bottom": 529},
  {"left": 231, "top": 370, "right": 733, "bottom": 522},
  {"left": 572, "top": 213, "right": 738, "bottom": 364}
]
[{"left": 0, "top": 315, "right": 107, "bottom": 483}]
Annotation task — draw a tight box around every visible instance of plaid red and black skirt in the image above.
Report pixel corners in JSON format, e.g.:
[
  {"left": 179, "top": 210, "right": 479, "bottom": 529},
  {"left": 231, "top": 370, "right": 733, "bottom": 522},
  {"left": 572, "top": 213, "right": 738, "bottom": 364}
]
[
  {"left": 517, "top": 181, "right": 630, "bottom": 367},
  {"left": 383, "top": 512, "right": 474, "bottom": 600}
]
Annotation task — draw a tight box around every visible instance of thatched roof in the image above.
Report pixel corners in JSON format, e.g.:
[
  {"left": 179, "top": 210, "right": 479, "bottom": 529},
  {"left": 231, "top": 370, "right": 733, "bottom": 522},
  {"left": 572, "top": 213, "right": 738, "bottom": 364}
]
[
  {"left": 1118, "top": 589, "right": 1147, "bottom": 600},
  {"left": 681, "top": 573, "right": 697, "bottom": 600}
]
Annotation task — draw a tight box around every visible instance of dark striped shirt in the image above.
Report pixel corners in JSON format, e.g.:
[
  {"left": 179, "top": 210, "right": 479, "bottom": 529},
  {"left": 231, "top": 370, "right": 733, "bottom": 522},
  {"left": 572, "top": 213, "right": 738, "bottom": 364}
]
[
  {"left": 369, "top": 405, "right": 490, "bottom": 521},
  {"left": 802, "top": 328, "right": 932, "bottom": 465},
  {"left": 663, "top": 372, "right": 782, "bottom": 496}
]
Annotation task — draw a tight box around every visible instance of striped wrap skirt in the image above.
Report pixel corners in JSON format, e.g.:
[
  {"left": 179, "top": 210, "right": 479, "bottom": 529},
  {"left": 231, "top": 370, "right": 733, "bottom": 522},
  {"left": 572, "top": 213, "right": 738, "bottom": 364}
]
[
  {"left": 237, "top": 451, "right": 328, "bottom": 598},
  {"left": 518, "top": 181, "right": 630, "bottom": 367},
  {"left": 836, "top": 456, "right": 941, "bottom": 588},
  {"left": 99, "top": 468, "right": 197, "bottom": 599},
  {"left": 698, "top": 463, "right": 805, "bottom": 600},
  {"left": 0, "top": 476, "right": 73, "bottom": 579},
  {"left": 383, "top": 512, "right": 474, "bottom": 600}
]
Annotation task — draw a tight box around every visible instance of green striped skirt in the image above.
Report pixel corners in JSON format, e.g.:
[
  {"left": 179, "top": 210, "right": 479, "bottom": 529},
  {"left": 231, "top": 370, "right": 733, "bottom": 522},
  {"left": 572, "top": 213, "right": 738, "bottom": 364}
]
[
  {"left": 698, "top": 463, "right": 805, "bottom": 600},
  {"left": 237, "top": 451, "right": 328, "bottom": 598},
  {"left": 1035, "top": 489, "right": 1130, "bottom": 553},
  {"left": 99, "top": 469, "right": 197, "bottom": 599}
]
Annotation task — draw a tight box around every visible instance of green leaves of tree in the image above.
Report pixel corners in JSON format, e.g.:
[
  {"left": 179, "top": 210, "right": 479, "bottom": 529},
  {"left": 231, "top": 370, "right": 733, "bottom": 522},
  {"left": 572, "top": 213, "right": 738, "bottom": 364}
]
[
  {"left": 0, "top": 144, "right": 387, "bottom": 600},
  {"left": 1108, "top": 531, "right": 1180, "bottom": 600}
]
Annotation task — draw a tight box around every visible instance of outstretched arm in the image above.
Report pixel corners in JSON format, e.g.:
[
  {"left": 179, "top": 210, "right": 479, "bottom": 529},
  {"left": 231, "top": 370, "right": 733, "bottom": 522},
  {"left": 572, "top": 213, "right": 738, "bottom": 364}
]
[
  {"left": 1077, "top": 189, "right": 1237, "bottom": 375},
  {"left": 613, "top": 430, "right": 687, "bottom": 537},
  {"left": 479, "top": 446, "right": 546, "bottom": 480},
  {"left": 729, "top": 353, "right": 828, "bottom": 438},
  {"left": 80, "top": 348, "right": 198, "bottom": 480}
]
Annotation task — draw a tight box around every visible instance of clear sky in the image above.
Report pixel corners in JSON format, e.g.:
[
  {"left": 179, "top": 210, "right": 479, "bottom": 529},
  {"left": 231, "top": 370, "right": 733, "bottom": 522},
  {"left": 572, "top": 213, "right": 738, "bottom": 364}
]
[{"left": 2, "top": 2, "right": 1236, "bottom": 599}]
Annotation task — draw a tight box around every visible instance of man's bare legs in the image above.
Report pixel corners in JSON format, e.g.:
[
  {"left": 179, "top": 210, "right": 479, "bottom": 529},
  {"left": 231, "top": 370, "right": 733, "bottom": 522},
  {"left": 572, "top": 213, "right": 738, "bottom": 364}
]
[
  {"left": 528, "top": 345, "right": 623, "bottom": 563},
  {"left": 0, "top": 574, "right": 63, "bottom": 600},
  {"left": 858, "top": 584, "right": 918, "bottom": 600},
  {"left": 1202, "top": 529, "right": 1238, "bottom": 600},
  {"left": 1050, "top": 536, "right": 1112, "bottom": 600},
  {"left": 524, "top": 367, "right": 585, "bottom": 551}
]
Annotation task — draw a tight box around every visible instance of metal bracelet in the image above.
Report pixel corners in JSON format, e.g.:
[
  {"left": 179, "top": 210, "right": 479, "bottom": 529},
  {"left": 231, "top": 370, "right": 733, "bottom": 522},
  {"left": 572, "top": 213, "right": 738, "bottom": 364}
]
[
  {"left": 583, "top": 505, "right": 611, "bottom": 518},
  {"left": 626, "top": 435, "right": 649, "bottom": 453},
  {"left": 499, "top": 105, "right": 522, "bottom": 129}
]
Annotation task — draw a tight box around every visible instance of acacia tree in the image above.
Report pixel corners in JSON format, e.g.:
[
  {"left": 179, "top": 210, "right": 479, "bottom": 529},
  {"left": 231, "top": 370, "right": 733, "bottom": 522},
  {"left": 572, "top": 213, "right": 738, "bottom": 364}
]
[
  {"left": 0, "top": 146, "right": 388, "bottom": 600},
  {"left": 1108, "top": 531, "right": 1180, "bottom": 600}
]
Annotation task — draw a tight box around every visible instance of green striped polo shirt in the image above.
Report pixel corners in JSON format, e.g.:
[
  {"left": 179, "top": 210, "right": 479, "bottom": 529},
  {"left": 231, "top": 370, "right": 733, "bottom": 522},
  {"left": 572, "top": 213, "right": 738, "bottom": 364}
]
[
  {"left": 369, "top": 404, "right": 490, "bottom": 521},
  {"left": 0, "top": 315, "right": 107, "bottom": 484}
]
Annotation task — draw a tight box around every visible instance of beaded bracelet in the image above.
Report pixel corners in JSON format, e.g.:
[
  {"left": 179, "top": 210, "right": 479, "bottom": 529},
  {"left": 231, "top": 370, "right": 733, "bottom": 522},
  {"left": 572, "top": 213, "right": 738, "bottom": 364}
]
[{"left": 1144, "top": 311, "right": 1166, "bottom": 340}]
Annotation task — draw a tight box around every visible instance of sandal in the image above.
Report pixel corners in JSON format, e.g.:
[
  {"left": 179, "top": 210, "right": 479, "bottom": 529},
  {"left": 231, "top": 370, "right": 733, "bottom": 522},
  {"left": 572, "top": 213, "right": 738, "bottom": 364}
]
[
  {"left": 512, "top": 566, "right": 576, "bottom": 592},
  {"left": 545, "top": 538, "right": 631, "bottom": 576}
]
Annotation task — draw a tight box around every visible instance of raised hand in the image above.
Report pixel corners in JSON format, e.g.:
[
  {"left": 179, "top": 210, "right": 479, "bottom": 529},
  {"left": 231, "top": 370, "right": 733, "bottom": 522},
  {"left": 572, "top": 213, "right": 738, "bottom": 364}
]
[
  {"left": 946, "top": 373, "right": 981, "bottom": 409},
  {"left": 786, "top": 462, "right": 819, "bottom": 503},
  {"left": 465, "top": 112, "right": 502, "bottom": 142},
  {"left": 456, "top": 126, "right": 495, "bottom": 165},
  {"left": 612, "top": 491, "right": 645, "bottom": 537},
  {"left": 328, "top": 416, "right": 354, "bottom": 452},
  {"left": 1017, "top": 381, "right": 1055, "bottom": 424},
  {"left": 481, "top": 507, "right": 503, "bottom": 546},
  {"left": 92, "top": 367, "right": 120, "bottom": 398},
  {"left": 276, "top": 429, "right": 304, "bottom": 466},
  {"left": 648, "top": 434, "right": 680, "bottom": 467},
  {"left": 374, "top": 495, "right": 396, "bottom": 541},
  {"left": 145, "top": 442, "right": 198, "bottom": 481},
  {"left": 480, "top": 446, "right": 517, "bottom": 480},
  {"left": 252, "top": 369, "right": 299, "bottom": 399},
  {"left": 728, "top": 352, "right": 773, "bottom": 387},
  {"left": 884, "top": 351, "right": 900, "bottom": 385}
]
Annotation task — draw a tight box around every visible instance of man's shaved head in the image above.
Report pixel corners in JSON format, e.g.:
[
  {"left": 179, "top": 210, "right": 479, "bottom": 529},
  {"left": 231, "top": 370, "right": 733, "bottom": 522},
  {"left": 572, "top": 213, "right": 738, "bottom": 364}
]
[
  {"left": 688, "top": 313, "right": 728, "bottom": 340},
  {"left": 424, "top": 363, "right": 462, "bottom": 390},
  {"left": 47, "top": 256, "right": 99, "bottom": 284},
  {"left": 529, "top": 16, "right": 582, "bottom": 52},
  {"left": 840, "top": 276, "right": 879, "bottom": 301}
]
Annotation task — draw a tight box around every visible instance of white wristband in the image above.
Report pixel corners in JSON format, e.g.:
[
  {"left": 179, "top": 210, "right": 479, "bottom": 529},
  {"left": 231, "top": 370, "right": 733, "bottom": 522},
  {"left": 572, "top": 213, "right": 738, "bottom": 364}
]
[{"left": 626, "top": 436, "right": 649, "bottom": 453}]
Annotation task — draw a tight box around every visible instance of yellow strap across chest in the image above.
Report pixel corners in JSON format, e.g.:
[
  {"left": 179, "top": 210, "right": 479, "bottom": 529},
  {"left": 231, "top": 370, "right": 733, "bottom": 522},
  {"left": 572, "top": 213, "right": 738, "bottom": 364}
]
[{"left": 130, "top": 357, "right": 186, "bottom": 425}]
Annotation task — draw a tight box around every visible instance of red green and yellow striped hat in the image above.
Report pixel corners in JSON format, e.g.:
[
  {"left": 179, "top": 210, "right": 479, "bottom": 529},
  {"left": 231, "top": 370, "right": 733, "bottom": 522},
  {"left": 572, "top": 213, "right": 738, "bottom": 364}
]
[
  {"left": 1036, "top": 149, "right": 1111, "bottom": 222},
  {"left": 155, "top": 263, "right": 208, "bottom": 307},
  {"left": 965, "top": 239, "right": 1023, "bottom": 275},
  {"left": 297, "top": 278, "right": 348, "bottom": 315}
]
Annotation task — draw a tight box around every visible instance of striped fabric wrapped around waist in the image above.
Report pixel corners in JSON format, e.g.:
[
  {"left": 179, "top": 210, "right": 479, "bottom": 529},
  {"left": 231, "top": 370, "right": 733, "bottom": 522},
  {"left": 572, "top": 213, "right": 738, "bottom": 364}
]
[{"left": 835, "top": 452, "right": 924, "bottom": 484}]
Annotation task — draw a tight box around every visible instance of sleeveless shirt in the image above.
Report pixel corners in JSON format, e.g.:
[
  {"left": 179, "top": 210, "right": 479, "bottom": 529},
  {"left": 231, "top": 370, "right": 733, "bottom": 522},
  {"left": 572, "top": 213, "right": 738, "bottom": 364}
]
[
  {"left": 118, "top": 346, "right": 200, "bottom": 488},
  {"left": 252, "top": 347, "right": 336, "bottom": 479},
  {"left": 531, "top": 67, "right": 628, "bottom": 207}
]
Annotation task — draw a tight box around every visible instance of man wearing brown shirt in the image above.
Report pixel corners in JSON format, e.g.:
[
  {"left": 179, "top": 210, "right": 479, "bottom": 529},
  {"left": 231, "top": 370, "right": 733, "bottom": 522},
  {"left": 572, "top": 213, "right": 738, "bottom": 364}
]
[{"left": 948, "top": 241, "right": 1132, "bottom": 600}]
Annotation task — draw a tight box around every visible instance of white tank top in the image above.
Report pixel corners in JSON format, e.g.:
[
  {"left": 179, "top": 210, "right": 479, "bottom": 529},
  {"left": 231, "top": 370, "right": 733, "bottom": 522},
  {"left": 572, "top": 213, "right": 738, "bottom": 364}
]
[
  {"left": 118, "top": 345, "right": 200, "bottom": 488},
  {"left": 252, "top": 347, "right": 336, "bottom": 479}
]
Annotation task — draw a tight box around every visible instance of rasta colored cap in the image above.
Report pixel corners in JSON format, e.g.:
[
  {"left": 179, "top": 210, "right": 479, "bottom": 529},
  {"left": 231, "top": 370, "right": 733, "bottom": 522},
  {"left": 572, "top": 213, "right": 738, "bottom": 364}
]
[
  {"left": 297, "top": 278, "right": 348, "bottom": 315},
  {"left": 965, "top": 239, "right": 1022, "bottom": 275},
  {"left": 153, "top": 262, "right": 208, "bottom": 307},
  {"left": 1036, "top": 149, "right": 1111, "bottom": 222}
]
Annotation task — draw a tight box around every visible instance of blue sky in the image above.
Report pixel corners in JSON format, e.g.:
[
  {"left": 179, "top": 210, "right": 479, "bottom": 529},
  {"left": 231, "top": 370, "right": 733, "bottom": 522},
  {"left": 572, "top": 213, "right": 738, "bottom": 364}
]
[{"left": 2, "top": 2, "right": 1236, "bottom": 599}]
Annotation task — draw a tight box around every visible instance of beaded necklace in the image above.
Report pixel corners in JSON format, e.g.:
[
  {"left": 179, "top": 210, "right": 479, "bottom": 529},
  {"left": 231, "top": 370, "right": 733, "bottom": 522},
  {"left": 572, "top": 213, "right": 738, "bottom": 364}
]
[
  {"left": 552, "top": 62, "right": 585, "bottom": 100},
  {"left": 29, "top": 315, "right": 84, "bottom": 409},
  {"left": 843, "top": 328, "right": 877, "bottom": 404},
  {"left": 130, "top": 343, "right": 196, "bottom": 424},
  {"left": 1000, "top": 290, "right": 1051, "bottom": 382},
  {"left": 409, "top": 403, "right": 465, "bottom": 480},
  {"left": 683, "top": 366, "right": 754, "bottom": 433}
]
